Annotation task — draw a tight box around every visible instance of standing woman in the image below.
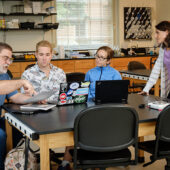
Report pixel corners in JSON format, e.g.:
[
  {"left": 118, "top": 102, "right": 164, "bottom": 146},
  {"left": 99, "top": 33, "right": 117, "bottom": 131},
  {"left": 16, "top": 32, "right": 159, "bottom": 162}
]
[
  {"left": 85, "top": 46, "right": 122, "bottom": 99},
  {"left": 139, "top": 21, "right": 170, "bottom": 98}
]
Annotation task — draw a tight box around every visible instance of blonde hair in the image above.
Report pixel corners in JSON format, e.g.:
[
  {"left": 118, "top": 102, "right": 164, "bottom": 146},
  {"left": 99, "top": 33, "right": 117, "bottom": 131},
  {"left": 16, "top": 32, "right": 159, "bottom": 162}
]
[{"left": 36, "top": 40, "right": 53, "bottom": 53}]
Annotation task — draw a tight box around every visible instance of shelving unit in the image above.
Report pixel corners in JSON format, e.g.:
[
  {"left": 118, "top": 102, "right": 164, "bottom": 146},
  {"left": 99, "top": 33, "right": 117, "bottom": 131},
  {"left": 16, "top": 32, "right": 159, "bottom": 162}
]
[
  {"left": 0, "top": 0, "right": 57, "bottom": 49},
  {"left": 0, "top": 12, "right": 57, "bottom": 16},
  {"left": 0, "top": 27, "right": 56, "bottom": 31}
]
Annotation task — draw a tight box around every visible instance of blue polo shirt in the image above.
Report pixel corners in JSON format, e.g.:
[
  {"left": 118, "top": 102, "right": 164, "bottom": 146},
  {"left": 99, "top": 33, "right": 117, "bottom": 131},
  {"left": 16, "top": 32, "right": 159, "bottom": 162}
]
[
  {"left": 0, "top": 73, "right": 18, "bottom": 115},
  {"left": 85, "top": 65, "right": 122, "bottom": 99}
]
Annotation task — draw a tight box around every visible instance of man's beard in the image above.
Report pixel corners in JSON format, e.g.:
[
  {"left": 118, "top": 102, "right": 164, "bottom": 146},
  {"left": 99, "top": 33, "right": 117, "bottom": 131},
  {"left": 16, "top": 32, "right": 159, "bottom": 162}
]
[{"left": 0, "top": 65, "right": 8, "bottom": 74}]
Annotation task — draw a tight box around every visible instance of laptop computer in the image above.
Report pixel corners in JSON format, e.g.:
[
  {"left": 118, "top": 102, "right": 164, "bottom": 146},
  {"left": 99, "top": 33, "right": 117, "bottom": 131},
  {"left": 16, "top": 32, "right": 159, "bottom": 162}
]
[
  {"left": 95, "top": 80, "right": 130, "bottom": 103},
  {"left": 58, "top": 81, "right": 90, "bottom": 105}
]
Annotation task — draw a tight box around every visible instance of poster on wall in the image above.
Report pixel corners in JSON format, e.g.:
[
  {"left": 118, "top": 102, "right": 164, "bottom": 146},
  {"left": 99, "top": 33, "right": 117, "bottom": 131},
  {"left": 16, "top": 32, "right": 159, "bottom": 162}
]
[{"left": 124, "top": 7, "right": 152, "bottom": 40}]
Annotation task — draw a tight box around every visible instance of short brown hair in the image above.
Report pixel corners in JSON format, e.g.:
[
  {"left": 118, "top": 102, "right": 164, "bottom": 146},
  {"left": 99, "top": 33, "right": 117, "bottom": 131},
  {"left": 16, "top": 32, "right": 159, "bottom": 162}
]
[
  {"left": 155, "top": 21, "right": 170, "bottom": 48},
  {"left": 96, "top": 46, "right": 114, "bottom": 61},
  {"left": 0, "top": 42, "right": 12, "bottom": 53},
  {"left": 36, "top": 40, "right": 53, "bottom": 53}
]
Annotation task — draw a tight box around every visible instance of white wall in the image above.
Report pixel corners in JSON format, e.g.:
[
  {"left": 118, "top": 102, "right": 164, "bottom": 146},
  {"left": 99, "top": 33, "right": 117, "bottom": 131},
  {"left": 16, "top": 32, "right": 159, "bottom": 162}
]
[
  {"left": 118, "top": 0, "right": 157, "bottom": 49},
  {"left": 156, "top": 0, "right": 170, "bottom": 23}
]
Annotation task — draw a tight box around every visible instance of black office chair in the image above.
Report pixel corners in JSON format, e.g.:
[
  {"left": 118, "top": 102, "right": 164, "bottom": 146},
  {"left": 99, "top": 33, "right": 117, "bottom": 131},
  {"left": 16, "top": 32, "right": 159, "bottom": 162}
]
[
  {"left": 128, "top": 61, "right": 146, "bottom": 93},
  {"left": 150, "top": 56, "right": 157, "bottom": 69},
  {"left": 7, "top": 69, "right": 13, "bottom": 79},
  {"left": 66, "top": 72, "right": 85, "bottom": 82},
  {"left": 71, "top": 105, "right": 139, "bottom": 170},
  {"left": 25, "top": 64, "right": 35, "bottom": 70},
  {"left": 138, "top": 105, "right": 170, "bottom": 170},
  {"left": 128, "top": 61, "right": 146, "bottom": 71}
]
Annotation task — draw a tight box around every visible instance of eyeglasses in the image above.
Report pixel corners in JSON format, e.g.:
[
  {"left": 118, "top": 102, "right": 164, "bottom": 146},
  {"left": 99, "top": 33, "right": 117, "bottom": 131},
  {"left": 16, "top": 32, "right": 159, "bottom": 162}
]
[
  {"left": 94, "top": 54, "right": 107, "bottom": 61},
  {"left": 0, "top": 55, "right": 13, "bottom": 64}
]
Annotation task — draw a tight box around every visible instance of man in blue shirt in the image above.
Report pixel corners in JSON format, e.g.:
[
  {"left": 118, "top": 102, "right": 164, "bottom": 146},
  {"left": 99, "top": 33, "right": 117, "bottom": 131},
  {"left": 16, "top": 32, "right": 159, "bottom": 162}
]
[
  {"left": 85, "top": 46, "right": 122, "bottom": 99},
  {"left": 0, "top": 42, "right": 35, "bottom": 169}
]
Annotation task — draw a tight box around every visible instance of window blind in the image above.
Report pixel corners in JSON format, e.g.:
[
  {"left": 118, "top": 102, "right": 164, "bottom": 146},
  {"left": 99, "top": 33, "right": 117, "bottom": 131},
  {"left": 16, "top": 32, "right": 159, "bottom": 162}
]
[{"left": 56, "top": 0, "right": 113, "bottom": 50}]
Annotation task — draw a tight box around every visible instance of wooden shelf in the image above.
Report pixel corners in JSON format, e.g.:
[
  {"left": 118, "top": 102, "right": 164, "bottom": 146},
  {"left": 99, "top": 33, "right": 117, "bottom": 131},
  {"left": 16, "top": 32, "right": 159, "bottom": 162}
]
[
  {"left": 1, "top": 0, "right": 53, "bottom": 2},
  {"left": 0, "top": 28, "right": 57, "bottom": 31},
  {"left": 0, "top": 12, "right": 57, "bottom": 16}
]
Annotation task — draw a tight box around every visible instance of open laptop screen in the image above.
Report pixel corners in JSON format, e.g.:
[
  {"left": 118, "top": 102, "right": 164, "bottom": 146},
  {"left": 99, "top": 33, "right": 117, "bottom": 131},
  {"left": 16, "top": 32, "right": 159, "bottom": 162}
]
[{"left": 95, "top": 80, "right": 130, "bottom": 103}]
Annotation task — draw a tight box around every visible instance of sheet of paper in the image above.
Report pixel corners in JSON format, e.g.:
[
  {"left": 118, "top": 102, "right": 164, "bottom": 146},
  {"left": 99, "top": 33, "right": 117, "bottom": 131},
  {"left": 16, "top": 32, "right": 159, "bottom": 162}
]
[
  {"left": 20, "top": 104, "right": 56, "bottom": 111},
  {"left": 23, "top": 90, "right": 55, "bottom": 103}
]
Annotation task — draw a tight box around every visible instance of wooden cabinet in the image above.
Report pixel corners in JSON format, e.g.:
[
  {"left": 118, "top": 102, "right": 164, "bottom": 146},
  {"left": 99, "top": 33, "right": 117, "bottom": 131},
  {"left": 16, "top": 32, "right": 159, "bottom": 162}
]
[
  {"left": 10, "top": 56, "right": 157, "bottom": 78},
  {"left": 52, "top": 60, "right": 75, "bottom": 73},
  {"left": 111, "top": 56, "right": 154, "bottom": 71},
  {"left": 111, "top": 58, "right": 132, "bottom": 71},
  {"left": 8, "top": 62, "right": 21, "bottom": 78},
  {"left": 75, "top": 59, "right": 95, "bottom": 73},
  {"left": 20, "top": 62, "right": 36, "bottom": 73}
]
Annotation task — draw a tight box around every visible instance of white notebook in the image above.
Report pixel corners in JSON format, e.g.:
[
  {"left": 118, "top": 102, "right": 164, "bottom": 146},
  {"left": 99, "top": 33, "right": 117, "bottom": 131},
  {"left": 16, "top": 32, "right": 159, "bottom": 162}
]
[
  {"left": 148, "top": 101, "right": 170, "bottom": 111},
  {"left": 20, "top": 104, "right": 56, "bottom": 111}
]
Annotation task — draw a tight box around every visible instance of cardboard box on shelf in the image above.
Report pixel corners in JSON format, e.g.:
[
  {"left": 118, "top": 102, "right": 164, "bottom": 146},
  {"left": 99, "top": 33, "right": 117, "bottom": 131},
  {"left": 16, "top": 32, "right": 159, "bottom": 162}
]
[{"left": 32, "top": 2, "right": 42, "bottom": 14}]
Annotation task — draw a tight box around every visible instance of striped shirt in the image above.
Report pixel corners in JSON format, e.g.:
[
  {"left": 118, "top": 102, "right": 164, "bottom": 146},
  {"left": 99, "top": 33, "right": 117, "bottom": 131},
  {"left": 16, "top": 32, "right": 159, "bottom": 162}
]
[{"left": 143, "top": 47, "right": 170, "bottom": 98}]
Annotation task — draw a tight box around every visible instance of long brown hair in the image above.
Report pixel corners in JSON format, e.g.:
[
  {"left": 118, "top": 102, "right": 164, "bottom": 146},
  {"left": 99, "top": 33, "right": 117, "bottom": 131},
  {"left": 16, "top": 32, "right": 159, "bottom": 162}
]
[{"left": 155, "top": 21, "right": 170, "bottom": 48}]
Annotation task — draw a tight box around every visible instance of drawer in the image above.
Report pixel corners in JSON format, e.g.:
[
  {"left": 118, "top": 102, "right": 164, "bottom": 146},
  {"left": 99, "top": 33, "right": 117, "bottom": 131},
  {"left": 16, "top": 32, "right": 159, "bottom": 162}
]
[
  {"left": 111, "top": 58, "right": 132, "bottom": 67},
  {"left": 8, "top": 62, "right": 21, "bottom": 73},
  {"left": 57, "top": 60, "right": 75, "bottom": 71},
  {"left": 75, "top": 59, "right": 95, "bottom": 69},
  {"left": 20, "top": 62, "right": 36, "bottom": 74}
]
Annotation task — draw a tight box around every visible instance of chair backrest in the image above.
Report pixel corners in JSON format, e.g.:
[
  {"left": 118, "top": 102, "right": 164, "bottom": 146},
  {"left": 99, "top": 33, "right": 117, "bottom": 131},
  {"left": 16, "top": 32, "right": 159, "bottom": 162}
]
[
  {"left": 128, "top": 61, "right": 146, "bottom": 71},
  {"left": 155, "top": 105, "right": 170, "bottom": 150},
  {"left": 150, "top": 56, "right": 157, "bottom": 69},
  {"left": 25, "top": 64, "right": 35, "bottom": 70},
  {"left": 74, "top": 105, "right": 139, "bottom": 152},
  {"left": 7, "top": 70, "right": 13, "bottom": 79},
  {"left": 66, "top": 72, "right": 85, "bottom": 82}
]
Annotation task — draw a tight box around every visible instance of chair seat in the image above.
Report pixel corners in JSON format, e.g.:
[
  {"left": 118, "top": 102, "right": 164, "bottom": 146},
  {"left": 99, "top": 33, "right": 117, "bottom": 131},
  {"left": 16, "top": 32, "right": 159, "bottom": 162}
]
[
  {"left": 73, "top": 148, "right": 131, "bottom": 165},
  {"left": 139, "top": 140, "right": 170, "bottom": 156}
]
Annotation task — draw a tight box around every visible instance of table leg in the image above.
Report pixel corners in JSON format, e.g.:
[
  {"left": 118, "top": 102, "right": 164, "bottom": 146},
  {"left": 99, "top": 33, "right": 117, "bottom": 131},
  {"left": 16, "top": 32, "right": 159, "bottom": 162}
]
[
  {"left": 154, "top": 79, "right": 160, "bottom": 97},
  {"left": 40, "top": 135, "right": 50, "bottom": 170},
  {"left": 138, "top": 136, "right": 145, "bottom": 163},
  {"left": 5, "top": 120, "right": 13, "bottom": 152}
]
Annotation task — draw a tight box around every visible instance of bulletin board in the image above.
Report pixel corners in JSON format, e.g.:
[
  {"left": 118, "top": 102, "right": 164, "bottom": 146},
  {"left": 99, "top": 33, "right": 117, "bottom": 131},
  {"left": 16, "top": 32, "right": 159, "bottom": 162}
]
[{"left": 124, "top": 7, "right": 152, "bottom": 40}]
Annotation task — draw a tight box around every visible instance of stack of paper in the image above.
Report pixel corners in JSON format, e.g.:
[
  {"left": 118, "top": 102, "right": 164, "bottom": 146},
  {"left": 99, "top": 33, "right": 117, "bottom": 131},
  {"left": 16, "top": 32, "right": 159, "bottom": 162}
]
[
  {"left": 148, "top": 101, "right": 170, "bottom": 111},
  {"left": 20, "top": 104, "right": 56, "bottom": 111}
]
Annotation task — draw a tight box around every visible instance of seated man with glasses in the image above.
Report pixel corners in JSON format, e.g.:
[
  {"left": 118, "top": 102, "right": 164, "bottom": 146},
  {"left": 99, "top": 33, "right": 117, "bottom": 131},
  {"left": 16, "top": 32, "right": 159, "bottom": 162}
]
[
  {"left": 0, "top": 42, "right": 36, "bottom": 170},
  {"left": 85, "top": 46, "right": 122, "bottom": 99}
]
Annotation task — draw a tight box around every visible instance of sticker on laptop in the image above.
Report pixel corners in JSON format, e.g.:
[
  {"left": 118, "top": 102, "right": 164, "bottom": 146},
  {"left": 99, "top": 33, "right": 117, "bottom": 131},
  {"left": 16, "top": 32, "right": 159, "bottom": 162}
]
[
  {"left": 60, "top": 83, "right": 68, "bottom": 92},
  {"left": 74, "top": 95, "right": 86, "bottom": 103},
  {"left": 67, "top": 89, "right": 73, "bottom": 96},
  {"left": 81, "top": 82, "right": 90, "bottom": 87},
  {"left": 75, "top": 88, "right": 89, "bottom": 95},
  {"left": 60, "top": 93, "right": 66, "bottom": 100},
  {"left": 70, "top": 82, "right": 79, "bottom": 90},
  {"left": 60, "top": 100, "right": 67, "bottom": 104}
]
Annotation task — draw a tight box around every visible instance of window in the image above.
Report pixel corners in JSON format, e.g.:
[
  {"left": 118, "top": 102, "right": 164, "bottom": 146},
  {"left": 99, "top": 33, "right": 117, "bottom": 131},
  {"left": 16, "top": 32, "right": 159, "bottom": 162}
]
[{"left": 56, "top": 0, "right": 113, "bottom": 50}]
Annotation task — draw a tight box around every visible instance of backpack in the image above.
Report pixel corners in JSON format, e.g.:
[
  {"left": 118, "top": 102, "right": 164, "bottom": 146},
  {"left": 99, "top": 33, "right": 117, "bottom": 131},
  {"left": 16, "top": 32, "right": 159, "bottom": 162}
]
[{"left": 5, "top": 138, "right": 38, "bottom": 170}]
